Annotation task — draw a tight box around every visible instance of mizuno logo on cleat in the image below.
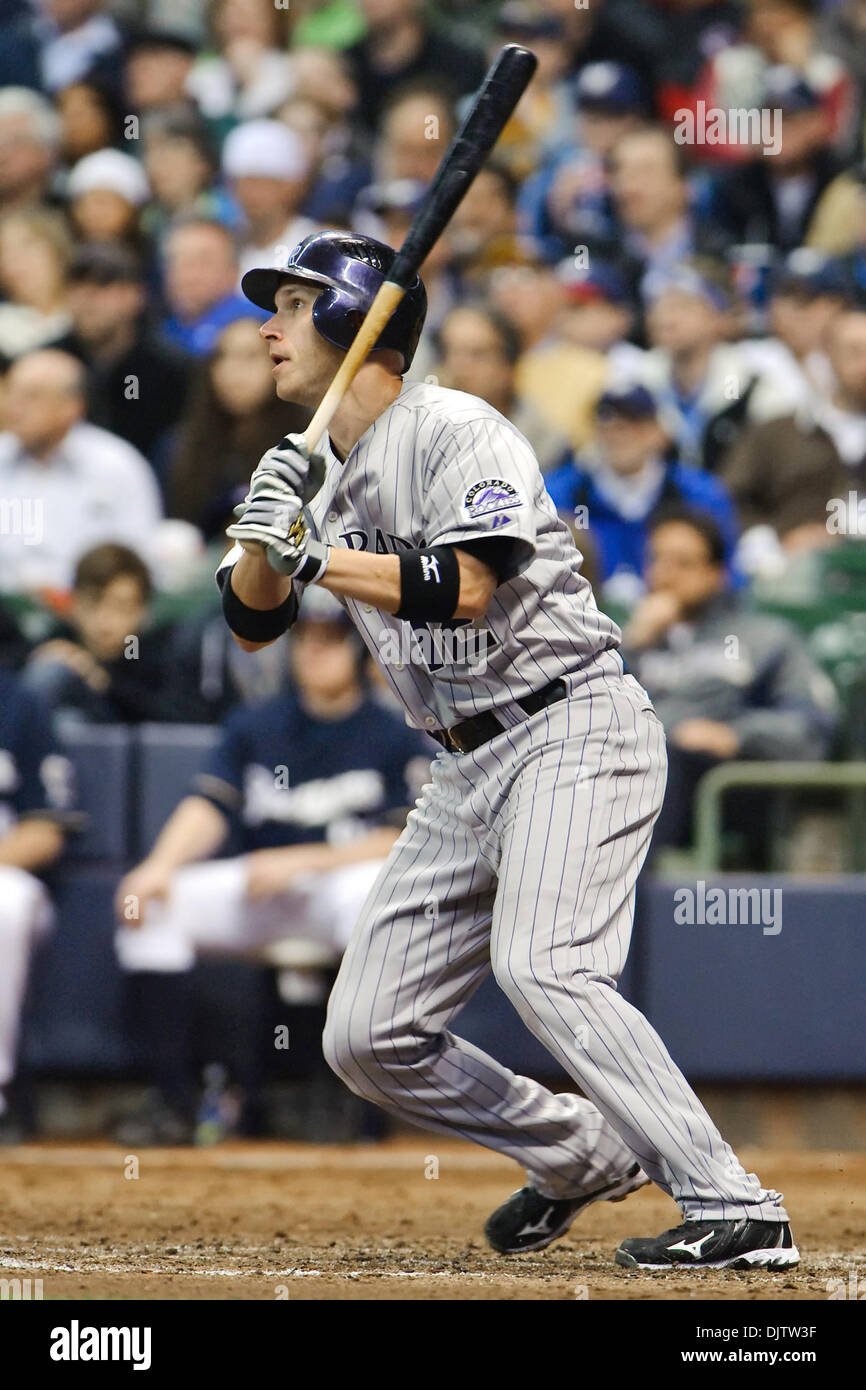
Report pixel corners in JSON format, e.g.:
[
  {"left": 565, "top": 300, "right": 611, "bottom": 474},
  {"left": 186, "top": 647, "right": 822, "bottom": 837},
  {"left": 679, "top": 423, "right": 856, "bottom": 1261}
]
[
  {"left": 667, "top": 1231, "right": 716, "bottom": 1258},
  {"left": 517, "top": 1206, "right": 556, "bottom": 1238}
]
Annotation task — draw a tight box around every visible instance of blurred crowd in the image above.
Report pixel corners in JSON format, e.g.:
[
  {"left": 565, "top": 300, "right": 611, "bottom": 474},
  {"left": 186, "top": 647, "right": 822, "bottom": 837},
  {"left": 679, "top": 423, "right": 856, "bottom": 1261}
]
[{"left": 3, "top": 0, "right": 866, "bottom": 1139}]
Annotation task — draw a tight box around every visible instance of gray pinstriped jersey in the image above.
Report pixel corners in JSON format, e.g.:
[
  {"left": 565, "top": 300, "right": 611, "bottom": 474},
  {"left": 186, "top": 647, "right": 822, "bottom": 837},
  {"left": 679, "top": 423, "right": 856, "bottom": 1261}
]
[{"left": 224, "top": 381, "right": 621, "bottom": 732}]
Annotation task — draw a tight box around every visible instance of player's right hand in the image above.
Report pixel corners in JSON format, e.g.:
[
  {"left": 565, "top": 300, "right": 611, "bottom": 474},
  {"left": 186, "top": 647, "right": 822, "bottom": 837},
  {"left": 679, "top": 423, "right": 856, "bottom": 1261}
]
[
  {"left": 114, "top": 860, "right": 173, "bottom": 927},
  {"left": 247, "top": 434, "right": 326, "bottom": 508}
]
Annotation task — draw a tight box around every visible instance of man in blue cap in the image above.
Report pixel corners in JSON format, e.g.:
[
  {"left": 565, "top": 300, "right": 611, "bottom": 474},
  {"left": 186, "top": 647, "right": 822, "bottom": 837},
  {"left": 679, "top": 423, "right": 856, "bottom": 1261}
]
[
  {"left": 519, "top": 61, "right": 649, "bottom": 264},
  {"left": 545, "top": 380, "right": 739, "bottom": 606}
]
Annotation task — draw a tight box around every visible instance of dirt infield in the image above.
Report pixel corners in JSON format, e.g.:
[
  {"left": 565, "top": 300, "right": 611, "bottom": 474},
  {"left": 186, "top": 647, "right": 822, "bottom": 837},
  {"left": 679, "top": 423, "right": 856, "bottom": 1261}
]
[{"left": 0, "top": 1141, "right": 862, "bottom": 1300}]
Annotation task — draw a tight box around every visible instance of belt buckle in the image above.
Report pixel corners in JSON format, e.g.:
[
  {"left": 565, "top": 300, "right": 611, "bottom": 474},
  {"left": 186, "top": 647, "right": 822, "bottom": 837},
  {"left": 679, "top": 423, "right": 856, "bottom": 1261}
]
[{"left": 445, "top": 726, "right": 467, "bottom": 754}]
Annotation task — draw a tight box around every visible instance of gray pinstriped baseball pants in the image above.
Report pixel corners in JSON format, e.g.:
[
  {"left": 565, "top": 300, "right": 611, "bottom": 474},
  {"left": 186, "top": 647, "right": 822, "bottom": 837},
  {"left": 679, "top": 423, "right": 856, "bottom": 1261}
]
[{"left": 323, "top": 661, "right": 788, "bottom": 1222}]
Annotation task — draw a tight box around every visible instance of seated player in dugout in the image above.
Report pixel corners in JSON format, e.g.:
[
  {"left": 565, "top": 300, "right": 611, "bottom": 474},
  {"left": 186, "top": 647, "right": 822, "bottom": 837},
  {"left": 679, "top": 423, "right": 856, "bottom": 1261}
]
[
  {"left": 0, "top": 668, "right": 79, "bottom": 1142},
  {"left": 216, "top": 230, "right": 800, "bottom": 1273},
  {"left": 113, "top": 585, "right": 432, "bottom": 1145}
]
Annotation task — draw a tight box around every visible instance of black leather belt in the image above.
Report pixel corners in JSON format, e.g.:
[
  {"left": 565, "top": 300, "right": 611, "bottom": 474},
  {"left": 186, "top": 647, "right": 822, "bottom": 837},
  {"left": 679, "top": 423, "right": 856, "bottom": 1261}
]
[{"left": 431, "top": 677, "right": 569, "bottom": 755}]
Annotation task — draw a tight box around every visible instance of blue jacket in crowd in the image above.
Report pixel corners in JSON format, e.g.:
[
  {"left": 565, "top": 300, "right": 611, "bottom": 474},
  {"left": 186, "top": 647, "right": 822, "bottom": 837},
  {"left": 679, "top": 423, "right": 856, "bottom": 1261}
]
[{"left": 544, "top": 455, "right": 740, "bottom": 584}]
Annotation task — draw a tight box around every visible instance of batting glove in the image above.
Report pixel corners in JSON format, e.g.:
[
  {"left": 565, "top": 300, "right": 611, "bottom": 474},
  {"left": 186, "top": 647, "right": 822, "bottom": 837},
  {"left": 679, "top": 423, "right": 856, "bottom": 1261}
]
[
  {"left": 246, "top": 434, "right": 326, "bottom": 509},
  {"left": 226, "top": 502, "right": 330, "bottom": 582},
  {"left": 226, "top": 490, "right": 302, "bottom": 547}
]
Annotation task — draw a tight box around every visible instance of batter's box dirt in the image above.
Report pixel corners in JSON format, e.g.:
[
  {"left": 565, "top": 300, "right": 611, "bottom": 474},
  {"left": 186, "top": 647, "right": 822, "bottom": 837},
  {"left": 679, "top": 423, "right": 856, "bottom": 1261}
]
[{"left": 0, "top": 1141, "right": 862, "bottom": 1300}]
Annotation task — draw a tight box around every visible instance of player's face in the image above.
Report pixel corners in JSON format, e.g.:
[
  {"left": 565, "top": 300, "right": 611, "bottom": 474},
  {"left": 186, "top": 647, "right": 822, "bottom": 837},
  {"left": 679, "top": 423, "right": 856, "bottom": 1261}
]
[
  {"left": 647, "top": 523, "right": 725, "bottom": 614},
  {"left": 261, "top": 281, "right": 345, "bottom": 407}
]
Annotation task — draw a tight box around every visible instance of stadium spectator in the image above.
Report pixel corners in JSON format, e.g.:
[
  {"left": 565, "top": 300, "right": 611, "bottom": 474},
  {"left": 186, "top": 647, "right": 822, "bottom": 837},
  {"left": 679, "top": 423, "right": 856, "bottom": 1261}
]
[
  {"left": 21, "top": 542, "right": 178, "bottom": 727},
  {"left": 691, "top": 0, "right": 857, "bottom": 163},
  {"left": 545, "top": 382, "right": 739, "bottom": 604},
  {"left": 65, "top": 146, "right": 151, "bottom": 257},
  {"left": 375, "top": 82, "right": 456, "bottom": 183},
  {"left": 447, "top": 160, "right": 529, "bottom": 286},
  {"left": 608, "top": 126, "right": 726, "bottom": 301},
  {"left": 722, "top": 305, "right": 866, "bottom": 567},
  {"left": 553, "top": 259, "right": 643, "bottom": 372},
  {"left": 354, "top": 177, "right": 455, "bottom": 365},
  {"left": 186, "top": 0, "right": 294, "bottom": 123},
  {"left": 0, "top": 0, "right": 127, "bottom": 95},
  {"left": 520, "top": 0, "right": 662, "bottom": 89},
  {"left": 519, "top": 61, "right": 649, "bottom": 265},
  {"left": 159, "top": 216, "right": 258, "bottom": 356},
  {"left": 0, "top": 349, "right": 162, "bottom": 593},
  {"left": 221, "top": 120, "right": 317, "bottom": 283},
  {"left": 289, "top": 44, "right": 360, "bottom": 122},
  {"left": 49, "top": 242, "right": 192, "bottom": 472},
  {"left": 343, "top": 0, "right": 486, "bottom": 134},
  {"left": 140, "top": 109, "right": 236, "bottom": 242},
  {"left": 490, "top": 2, "right": 575, "bottom": 178},
  {"left": 281, "top": 98, "right": 367, "bottom": 227},
  {"left": 436, "top": 303, "right": 571, "bottom": 474},
  {"left": 0, "top": 88, "right": 62, "bottom": 212},
  {"left": 639, "top": 259, "right": 802, "bottom": 471},
  {"left": 0, "top": 668, "right": 77, "bottom": 1141},
  {"left": 0, "top": 207, "right": 73, "bottom": 358},
  {"left": 709, "top": 67, "right": 845, "bottom": 252},
  {"left": 490, "top": 260, "right": 608, "bottom": 450},
  {"left": 739, "top": 248, "right": 845, "bottom": 406},
  {"left": 123, "top": 27, "right": 199, "bottom": 118},
  {"left": 622, "top": 510, "right": 838, "bottom": 847},
  {"left": 168, "top": 315, "right": 308, "bottom": 529},
  {"left": 56, "top": 74, "right": 126, "bottom": 165},
  {"left": 113, "top": 587, "right": 432, "bottom": 1143},
  {"left": 819, "top": 0, "right": 866, "bottom": 155}
]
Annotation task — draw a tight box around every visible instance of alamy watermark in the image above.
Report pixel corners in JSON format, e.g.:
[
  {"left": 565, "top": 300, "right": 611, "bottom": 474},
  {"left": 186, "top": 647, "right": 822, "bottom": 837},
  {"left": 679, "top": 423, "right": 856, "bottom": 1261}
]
[
  {"left": 0, "top": 496, "right": 43, "bottom": 545},
  {"left": 673, "top": 881, "right": 782, "bottom": 936},
  {"left": 674, "top": 103, "right": 782, "bottom": 157},
  {"left": 377, "top": 624, "right": 494, "bottom": 675},
  {"left": 827, "top": 492, "right": 866, "bottom": 536}
]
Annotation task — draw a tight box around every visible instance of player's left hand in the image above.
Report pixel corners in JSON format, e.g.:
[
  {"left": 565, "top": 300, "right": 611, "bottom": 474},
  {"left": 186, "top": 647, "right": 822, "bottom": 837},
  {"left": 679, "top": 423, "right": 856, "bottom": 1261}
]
[{"left": 227, "top": 498, "right": 330, "bottom": 580}]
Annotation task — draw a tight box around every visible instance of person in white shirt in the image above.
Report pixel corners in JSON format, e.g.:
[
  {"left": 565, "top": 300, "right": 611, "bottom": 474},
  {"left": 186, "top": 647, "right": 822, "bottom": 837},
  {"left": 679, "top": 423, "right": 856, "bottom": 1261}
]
[
  {"left": 221, "top": 120, "right": 317, "bottom": 286},
  {"left": 0, "top": 349, "right": 162, "bottom": 593}
]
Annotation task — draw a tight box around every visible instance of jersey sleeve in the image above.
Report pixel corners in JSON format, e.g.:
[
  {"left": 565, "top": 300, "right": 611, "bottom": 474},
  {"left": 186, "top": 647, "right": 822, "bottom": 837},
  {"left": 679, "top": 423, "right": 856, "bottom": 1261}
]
[
  {"left": 190, "top": 712, "right": 246, "bottom": 818},
  {"left": 421, "top": 417, "right": 539, "bottom": 581}
]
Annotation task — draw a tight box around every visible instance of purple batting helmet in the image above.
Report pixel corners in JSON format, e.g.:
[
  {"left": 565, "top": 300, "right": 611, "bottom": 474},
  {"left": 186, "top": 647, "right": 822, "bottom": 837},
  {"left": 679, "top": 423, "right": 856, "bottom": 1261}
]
[{"left": 241, "top": 230, "right": 428, "bottom": 372}]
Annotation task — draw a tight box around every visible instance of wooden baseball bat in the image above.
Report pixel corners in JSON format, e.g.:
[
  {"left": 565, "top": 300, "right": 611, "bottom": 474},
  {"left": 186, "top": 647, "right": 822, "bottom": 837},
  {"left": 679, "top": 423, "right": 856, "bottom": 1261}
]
[{"left": 302, "top": 43, "right": 538, "bottom": 453}]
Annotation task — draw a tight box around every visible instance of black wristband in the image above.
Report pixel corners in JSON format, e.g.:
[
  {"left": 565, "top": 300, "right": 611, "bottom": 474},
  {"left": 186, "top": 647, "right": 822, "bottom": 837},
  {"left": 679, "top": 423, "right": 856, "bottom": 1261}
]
[
  {"left": 395, "top": 546, "right": 460, "bottom": 622},
  {"left": 221, "top": 565, "right": 298, "bottom": 642}
]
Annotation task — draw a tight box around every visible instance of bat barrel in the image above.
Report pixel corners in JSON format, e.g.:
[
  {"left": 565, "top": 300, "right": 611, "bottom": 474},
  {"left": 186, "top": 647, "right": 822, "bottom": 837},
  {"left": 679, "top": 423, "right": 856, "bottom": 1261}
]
[{"left": 388, "top": 44, "right": 537, "bottom": 289}]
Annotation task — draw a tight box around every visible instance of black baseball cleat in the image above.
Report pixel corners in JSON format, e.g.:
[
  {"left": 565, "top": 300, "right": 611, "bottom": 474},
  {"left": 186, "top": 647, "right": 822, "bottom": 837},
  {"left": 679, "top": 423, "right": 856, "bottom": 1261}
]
[
  {"left": 615, "top": 1218, "right": 799, "bottom": 1270},
  {"left": 485, "top": 1163, "right": 648, "bottom": 1254}
]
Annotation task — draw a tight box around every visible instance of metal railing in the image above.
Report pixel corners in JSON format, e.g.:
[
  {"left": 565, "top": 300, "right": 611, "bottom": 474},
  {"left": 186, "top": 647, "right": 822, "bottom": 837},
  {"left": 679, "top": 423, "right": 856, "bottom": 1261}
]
[{"left": 692, "top": 761, "right": 866, "bottom": 872}]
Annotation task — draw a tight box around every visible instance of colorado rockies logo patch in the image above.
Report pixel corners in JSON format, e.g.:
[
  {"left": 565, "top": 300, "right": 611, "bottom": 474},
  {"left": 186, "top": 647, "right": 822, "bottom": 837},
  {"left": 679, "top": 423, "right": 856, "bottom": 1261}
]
[{"left": 463, "top": 479, "right": 523, "bottom": 520}]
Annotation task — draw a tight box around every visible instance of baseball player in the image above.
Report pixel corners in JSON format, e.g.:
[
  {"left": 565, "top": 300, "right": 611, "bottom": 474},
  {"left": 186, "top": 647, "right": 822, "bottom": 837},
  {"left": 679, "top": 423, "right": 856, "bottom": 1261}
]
[{"left": 217, "top": 230, "right": 798, "bottom": 1271}]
